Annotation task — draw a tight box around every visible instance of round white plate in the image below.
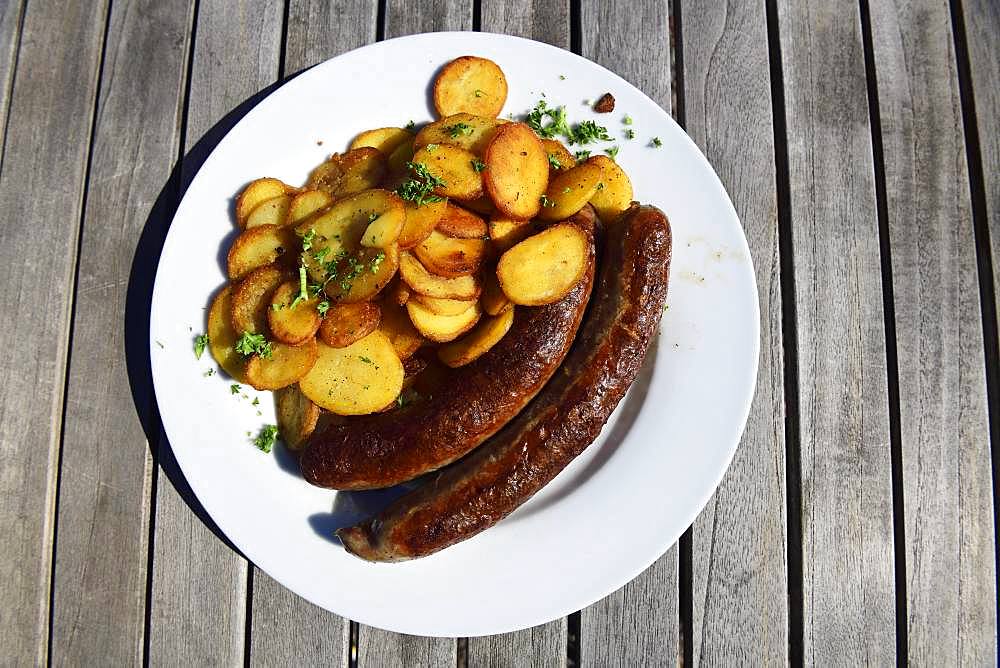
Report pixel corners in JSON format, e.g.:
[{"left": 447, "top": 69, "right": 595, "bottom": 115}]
[{"left": 150, "top": 32, "right": 759, "bottom": 637}]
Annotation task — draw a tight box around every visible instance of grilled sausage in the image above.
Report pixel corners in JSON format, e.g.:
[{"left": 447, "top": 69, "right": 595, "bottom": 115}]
[
  {"left": 337, "top": 204, "right": 671, "bottom": 560},
  {"left": 299, "top": 214, "right": 597, "bottom": 490}
]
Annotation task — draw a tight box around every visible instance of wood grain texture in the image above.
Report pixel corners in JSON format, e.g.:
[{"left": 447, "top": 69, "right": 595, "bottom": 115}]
[
  {"left": 48, "top": 0, "right": 195, "bottom": 664},
  {"left": 0, "top": 1, "right": 109, "bottom": 664},
  {"left": 0, "top": 0, "right": 24, "bottom": 151},
  {"left": 777, "top": 0, "right": 896, "bottom": 663},
  {"left": 148, "top": 1, "right": 283, "bottom": 665},
  {"left": 868, "top": 0, "right": 996, "bottom": 662},
  {"left": 246, "top": 3, "right": 375, "bottom": 663},
  {"left": 384, "top": 0, "right": 472, "bottom": 37},
  {"left": 680, "top": 0, "right": 788, "bottom": 663},
  {"left": 578, "top": 2, "right": 679, "bottom": 664},
  {"left": 480, "top": 0, "right": 569, "bottom": 47}
]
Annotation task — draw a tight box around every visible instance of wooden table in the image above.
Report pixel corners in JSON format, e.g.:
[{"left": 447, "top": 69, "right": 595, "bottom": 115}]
[{"left": 2, "top": 0, "right": 997, "bottom": 664}]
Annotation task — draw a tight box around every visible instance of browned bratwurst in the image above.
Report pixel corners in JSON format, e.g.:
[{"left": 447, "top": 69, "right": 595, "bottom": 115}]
[
  {"left": 337, "top": 204, "right": 671, "bottom": 561},
  {"left": 299, "top": 223, "right": 596, "bottom": 490}
]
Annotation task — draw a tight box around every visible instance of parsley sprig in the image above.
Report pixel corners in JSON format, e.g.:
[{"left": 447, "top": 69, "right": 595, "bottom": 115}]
[
  {"left": 235, "top": 332, "right": 273, "bottom": 359},
  {"left": 395, "top": 161, "right": 446, "bottom": 207},
  {"left": 444, "top": 122, "right": 474, "bottom": 138},
  {"left": 253, "top": 425, "right": 279, "bottom": 453},
  {"left": 194, "top": 334, "right": 209, "bottom": 360}
]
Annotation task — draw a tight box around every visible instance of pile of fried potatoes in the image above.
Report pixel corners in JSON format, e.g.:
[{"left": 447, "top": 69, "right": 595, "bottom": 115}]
[{"left": 208, "top": 55, "right": 635, "bottom": 448}]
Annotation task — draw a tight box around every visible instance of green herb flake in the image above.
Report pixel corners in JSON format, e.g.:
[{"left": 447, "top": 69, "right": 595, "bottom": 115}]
[
  {"left": 444, "top": 122, "right": 474, "bottom": 138},
  {"left": 156, "top": 340, "right": 165, "bottom": 349},
  {"left": 317, "top": 300, "right": 330, "bottom": 316},
  {"left": 562, "top": 187, "right": 572, "bottom": 194},
  {"left": 194, "top": 334, "right": 209, "bottom": 360},
  {"left": 369, "top": 251, "right": 386, "bottom": 274},
  {"left": 359, "top": 356, "right": 374, "bottom": 364},
  {"left": 570, "top": 120, "right": 612, "bottom": 145},
  {"left": 559, "top": 74, "right": 566, "bottom": 80},
  {"left": 290, "top": 265, "right": 309, "bottom": 308},
  {"left": 574, "top": 150, "right": 591, "bottom": 161},
  {"left": 525, "top": 100, "right": 570, "bottom": 139},
  {"left": 395, "top": 161, "right": 447, "bottom": 207},
  {"left": 301, "top": 228, "right": 316, "bottom": 252},
  {"left": 547, "top": 153, "right": 562, "bottom": 170},
  {"left": 651, "top": 136, "right": 663, "bottom": 148},
  {"left": 471, "top": 158, "right": 487, "bottom": 173},
  {"left": 253, "top": 425, "right": 279, "bottom": 453},
  {"left": 623, "top": 114, "right": 633, "bottom": 125},
  {"left": 230, "top": 384, "right": 241, "bottom": 395},
  {"left": 597, "top": 182, "right": 606, "bottom": 190},
  {"left": 405, "top": 120, "right": 415, "bottom": 130},
  {"left": 540, "top": 194, "right": 556, "bottom": 208},
  {"left": 235, "top": 332, "right": 273, "bottom": 359},
  {"left": 605, "top": 145, "right": 620, "bottom": 160},
  {"left": 474, "top": 89, "right": 485, "bottom": 98},
  {"left": 252, "top": 397, "right": 259, "bottom": 406},
  {"left": 203, "top": 368, "right": 215, "bottom": 377},
  {"left": 625, "top": 128, "right": 636, "bottom": 140}
]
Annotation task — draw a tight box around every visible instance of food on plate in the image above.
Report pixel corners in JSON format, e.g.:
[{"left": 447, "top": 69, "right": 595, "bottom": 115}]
[
  {"left": 299, "top": 333, "right": 404, "bottom": 415},
  {"left": 480, "top": 270, "right": 511, "bottom": 315},
  {"left": 415, "top": 113, "right": 506, "bottom": 154},
  {"left": 412, "top": 294, "right": 476, "bottom": 316},
  {"left": 231, "top": 264, "right": 287, "bottom": 334},
  {"left": 483, "top": 122, "right": 549, "bottom": 220},
  {"left": 286, "top": 190, "right": 333, "bottom": 226},
  {"left": 269, "top": 280, "right": 323, "bottom": 345},
  {"left": 432, "top": 56, "right": 507, "bottom": 118},
  {"left": 405, "top": 298, "right": 481, "bottom": 342},
  {"left": 434, "top": 203, "right": 487, "bottom": 239},
  {"left": 245, "top": 338, "right": 319, "bottom": 391},
  {"left": 397, "top": 198, "right": 447, "bottom": 249},
  {"left": 413, "top": 230, "right": 487, "bottom": 278},
  {"left": 488, "top": 216, "right": 535, "bottom": 252},
  {"left": 593, "top": 92, "right": 615, "bottom": 113},
  {"left": 245, "top": 195, "right": 292, "bottom": 228},
  {"left": 537, "top": 161, "right": 603, "bottom": 221},
  {"left": 227, "top": 225, "right": 297, "bottom": 280},
  {"left": 275, "top": 386, "right": 320, "bottom": 450},
  {"left": 398, "top": 252, "right": 481, "bottom": 300},
  {"left": 378, "top": 301, "right": 424, "bottom": 360},
  {"left": 207, "top": 285, "right": 247, "bottom": 381},
  {"left": 335, "top": 205, "right": 672, "bottom": 561},
  {"left": 496, "top": 223, "right": 590, "bottom": 305},
  {"left": 587, "top": 155, "right": 634, "bottom": 222},
  {"left": 317, "top": 301, "right": 381, "bottom": 348},
  {"left": 350, "top": 127, "right": 413, "bottom": 155},
  {"left": 411, "top": 144, "right": 484, "bottom": 201},
  {"left": 235, "top": 177, "right": 296, "bottom": 228},
  {"left": 541, "top": 138, "right": 576, "bottom": 174},
  {"left": 437, "top": 307, "right": 515, "bottom": 368}
]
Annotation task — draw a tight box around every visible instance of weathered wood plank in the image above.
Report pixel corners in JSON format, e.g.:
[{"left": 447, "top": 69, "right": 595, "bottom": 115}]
[
  {"left": 578, "top": 2, "right": 679, "bottom": 664},
  {"left": 0, "top": 1, "right": 109, "bottom": 663},
  {"left": 868, "top": 0, "right": 996, "bottom": 662},
  {"left": 680, "top": 0, "right": 788, "bottom": 663},
  {"left": 480, "top": 0, "right": 569, "bottom": 48},
  {"left": 0, "top": 0, "right": 24, "bottom": 151},
  {"left": 248, "top": 3, "right": 376, "bottom": 664},
  {"left": 48, "top": 0, "right": 195, "bottom": 664},
  {"left": 384, "top": 0, "right": 472, "bottom": 36},
  {"left": 777, "top": 0, "right": 896, "bottom": 663},
  {"left": 148, "top": 1, "right": 283, "bottom": 665}
]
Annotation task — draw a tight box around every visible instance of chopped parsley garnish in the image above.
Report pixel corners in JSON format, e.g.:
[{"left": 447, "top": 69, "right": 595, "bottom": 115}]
[
  {"left": 540, "top": 195, "right": 556, "bottom": 208},
  {"left": 474, "top": 89, "right": 484, "bottom": 97},
  {"left": 253, "top": 425, "right": 279, "bottom": 453},
  {"left": 317, "top": 300, "right": 330, "bottom": 316},
  {"left": 252, "top": 397, "right": 259, "bottom": 406},
  {"left": 651, "top": 136, "right": 663, "bottom": 147},
  {"left": 194, "top": 334, "right": 209, "bottom": 360},
  {"left": 574, "top": 150, "right": 591, "bottom": 161},
  {"left": 625, "top": 129, "right": 636, "bottom": 140},
  {"left": 570, "top": 120, "right": 612, "bottom": 145},
  {"left": 156, "top": 340, "right": 164, "bottom": 349},
  {"left": 525, "top": 100, "right": 570, "bottom": 139},
  {"left": 396, "top": 161, "right": 446, "bottom": 207},
  {"left": 471, "top": 158, "right": 487, "bottom": 172},
  {"left": 546, "top": 153, "right": 562, "bottom": 170},
  {"left": 369, "top": 251, "right": 386, "bottom": 274},
  {"left": 605, "top": 145, "right": 620, "bottom": 160},
  {"left": 359, "top": 356, "right": 374, "bottom": 364},
  {"left": 367, "top": 212, "right": 378, "bottom": 223},
  {"left": 230, "top": 384, "right": 241, "bottom": 395},
  {"left": 623, "top": 114, "right": 633, "bottom": 125},
  {"left": 203, "top": 368, "right": 214, "bottom": 377},
  {"left": 559, "top": 74, "right": 566, "bottom": 80},
  {"left": 235, "top": 332, "right": 273, "bottom": 359},
  {"left": 396, "top": 388, "right": 421, "bottom": 408},
  {"left": 445, "top": 122, "right": 474, "bottom": 138},
  {"left": 301, "top": 228, "right": 316, "bottom": 252},
  {"left": 290, "top": 265, "right": 309, "bottom": 308},
  {"left": 405, "top": 120, "right": 415, "bottom": 130},
  {"left": 597, "top": 182, "right": 606, "bottom": 190},
  {"left": 312, "top": 247, "right": 331, "bottom": 263}
]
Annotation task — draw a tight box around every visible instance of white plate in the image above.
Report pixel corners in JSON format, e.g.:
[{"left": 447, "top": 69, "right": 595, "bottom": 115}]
[{"left": 150, "top": 32, "right": 759, "bottom": 637}]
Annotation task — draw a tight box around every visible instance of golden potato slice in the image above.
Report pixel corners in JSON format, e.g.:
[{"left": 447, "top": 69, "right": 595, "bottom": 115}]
[
  {"left": 537, "top": 161, "right": 603, "bottom": 221},
  {"left": 437, "top": 307, "right": 515, "bottom": 367},
  {"left": 433, "top": 56, "right": 507, "bottom": 118},
  {"left": 361, "top": 206, "right": 405, "bottom": 248},
  {"left": 387, "top": 138, "right": 415, "bottom": 175},
  {"left": 236, "top": 178, "right": 295, "bottom": 228},
  {"left": 274, "top": 385, "right": 320, "bottom": 450},
  {"left": 497, "top": 223, "right": 590, "bottom": 305},
  {"left": 399, "top": 251, "right": 481, "bottom": 300},
  {"left": 350, "top": 127, "right": 413, "bottom": 155},
  {"left": 481, "top": 269, "right": 512, "bottom": 315},
  {"left": 412, "top": 144, "right": 484, "bottom": 201},
  {"left": 379, "top": 301, "right": 424, "bottom": 360},
  {"left": 484, "top": 122, "right": 549, "bottom": 220},
  {"left": 337, "top": 147, "right": 388, "bottom": 196},
  {"left": 406, "top": 298, "right": 481, "bottom": 343},
  {"left": 489, "top": 216, "right": 536, "bottom": 252},
  {"left": 587, "top": 155, "right": 634, "bottom": 223},
  {"left": 306, "top": 159, "right": 344, "bottom": 195},
  {"left": 245, "top": 339, "right": 318, "bottom": 390},
  {"left": 318, "top": 301, "right": 381, "bottom": 348},
  {"left": 207, "top": 285, "right": 247, "bottom": 381},
  {"left": 398, "top": 199, "right": 448, "bottom": 249},
  {"left": 541, "top": 139, "right": 576, "bottom": 174},
  {"left": 413, "top": 293, "right": 476, "bottom": 316},
  {"left": 245, "top": 195, "right": 292, "bottom": 229},
  {"left": 414, "top": 229, "right": 487, "bottom": 277},
  {"left": 458, "top": 195, "right": 497, "bottom": 217},
  {"left": 299, "top": 333, "right": 404, "bottom": 415},
  {"left": 415, "top": 113, "right": 505, "bottom": 155},
  {"left": 324, "top": 245, "right": 399, "bottom": 303},
  {"left": 285, "top": 190, "right": 333, "bottom": 226},
  {"left": 388, "top": 276, "right": 411, "bottom": 305},
  {"left": 227, "top": 223, "right": 297, "bottom": 281},
  {"left": 231, "top": 264, "right": 286, "bottom": 334},
  {"left": 268, "top": 280, "right": 322, "bottom": 345},
  {"left": 436, "top": 203, "right": 487, "bottom": 239}
]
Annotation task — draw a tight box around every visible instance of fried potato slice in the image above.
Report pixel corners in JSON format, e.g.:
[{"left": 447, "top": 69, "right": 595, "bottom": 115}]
[
  {"left": 412, "top": 293, "right": 476, "bottom": 316},
  {"left": 541, "top": 139, "right": 576, "bottom": 175},
  {"left": 406, "top": 298, "right": 481, "bottom": 342},
  {"left": 236, "top": 178, "right": 295, "bottom": 228},
  {"left": 361, "top": 206, "right": 405, "bottom": 248},
  {"left": 488, "top": 216, "right": 536, "bottom": 253},
  {"left": 387, "top": 138, "right": 415, "bottom": 175},
  {"left": 350, "top": 127, "right": 414, "bottom": 156},
  {"left": 317, "top": 301, "right": 381, "bottom": 348},
  {"left": 497, "top": 223, "right": 590, "bottom": 305},
  {"left": 379, "top": 301, "right": 424, "bottom": 360},
  {"left": 268, "top": 280, "right": 322, "bottom": 345},
  {"left": 414, "top": 229, "right": 487, "bottom": 277},
  {"left": 245, "top": 338, "right": 319, "bottom": 391},
  {"left": 299, "top": 333, "right": 404, "bottom": 415},
  {"left": 387, "top": 276, "right": 411, "bottom": 305},
  {"left": 437, "top": 307, "right": 514, "bottom": 367},
  {"left": 337, "top": 147, "right": 388, "bottom": 196},
  {"left": 324, "top": 244, "right": 399, "bottom": 303},
  {"left": 398, "top": 198, "right": 448, "bottom": 250},
  {"left": 274, "top": 385, "right": 320, "bottom": 450},
  {"left": 245, "top": 194, "right": 293, "bottom": 229},
  {"left": 433, "top": 56, "right": 507, "bottom": 118},
  {"left": 231, "top": 264, "right": 287, "bottom": 334},
  {"left": 458, "top": 195, "right": 497, "bottom": 217},
  {"left": 480, "top": 268, "right": 512, "bottom": 315},
  {"left": 399, "top": 251, "right": 481, "bottom": 300},
  {"left": 285, "top": 190, "right": 333, "bottom": 226},
  {"left": 537, "top": 161, "right": 603, "bottom": 221},
  {"left": 415, "top": 113, "right": 505, "bottom": 155},
  {"left": 306, "top": 159, "right": 344, "bottom": 195},
  {"left": 484, "top": 122, "right": 549, "bottom": 220},
  {"left": 412, "top": 144, "right": 484, "bottom": 201},
  {"left": 436, "top": 203, "right": 487, "bottom": 238},
  {"left": 228, "top": 225, "right": 297, "bottom": 281},
  {"left": 207, "top": 285, "right": 247, "bottom": 381},
  {"left": 586, "top": 155, "right": 634, "bottom": 223}
]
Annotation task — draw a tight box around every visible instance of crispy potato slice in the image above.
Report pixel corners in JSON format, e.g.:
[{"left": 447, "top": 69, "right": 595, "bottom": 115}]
[
  {"left": 245, "top": 194, "right": 292, "bottom": 229},
  {"left": 399, "top": 251, "right": 481, "bottom": 300},
  {"left": 231, "top": 264, "right": 286, "bottom": 334},
  {"left": 379, "top": 301, "right": 424, "bottom": 360},
  {"left": 412, "top": 293, "right": 476, "bottom": 316},
  {"left": 481, "top": 268, "right": 512, "bottom": 315},
  {"left": 388, "top": 276, "right": 411, "bottom": 305},
  {"left": 537, "top": 161, "right": 603, "bottom": 221},
  {"left": 207, "top": 285, "right": 247, "bottom": 381},
  {"left": 227, "top": 225, "right": 297, "bottom": 280},
  {"left": 484, "top": 122, "right": 549, "bottom": 220},
  {"left": 398, "top": 198, "right": 448, "bottom": 250},
  {"left": 458, "top": 195, "right": 497, "bottom": 217},
  {"left": 324, "top": 245, "right": 399, "bottom": 303},
  {"left": 433, "top": 56, "right": 508, "bottom": 118},
  {"left": 488, "top": 216, "right": 536, "bottom": 252},
  {"left": 412, "top": 144, "right": 484, "bottom": 201},
  {"left": 285, "top": 190, "right": 333, "bottom": 226},
  {"left": 437, "top": 307, "right": 515, "bottom": 367},
  {"left": 406, "top": 298, "right": 481, "bottom": 342},
  {"left": 245, "top": 339, "right": 319, "bottom": 391},
  {"left": 236, "top": 178, "right": 295, "bottom": 228},
  {"left": 274, "top": 385, "right": 320, "bottom": 450},
  {"left": 414, "top": 229, "right": 487, "bottom": 277},
  {"left": 415, "top": 113, "right": 505, "bottom": 155},
  {"left": 268, "top": 280, "right": 322, "bottom": 345},
  {"left": 541, "top": 139, "right": 576, "bottom": 175},
  {"left": 306, "top": 159, "right": 344, "bottom": 195},
  {"left": 387, "top": 138, "right": 415, "bottom": 175},
  {"left": 318, "top": 301, "right": 381, "bottom": 348},
  {"left": 586, "top": 155, "right": 634, "bottom": 223},
  {"left": 436, "top": 203, "right": 487, "bottom": 238},
  {"left": 497, "top": 223, "right": 590, "bottom": 305},
  {"left": 361, "top": 207, "right": 405, "bottom": 249},
  {"left": 350, "top": 127, "right": 413, "bottom": 155},
  {"left": 337, "top": 147, "right": 388, "bottom": 196},
  {"left": 299, "top": 333, "right": 404, "bottom": 415}
]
